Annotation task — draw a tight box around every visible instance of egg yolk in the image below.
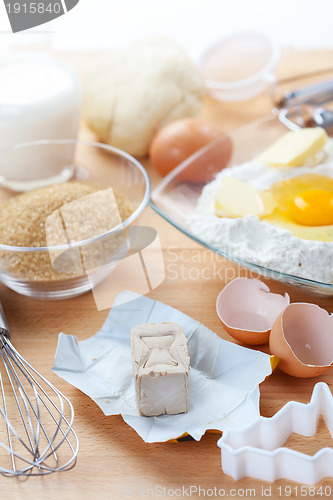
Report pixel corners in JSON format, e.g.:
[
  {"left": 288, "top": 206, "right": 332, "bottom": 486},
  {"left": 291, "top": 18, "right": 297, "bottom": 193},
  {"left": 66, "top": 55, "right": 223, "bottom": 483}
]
[{"left": 291, "top": 189, "right": 333, "bottom": 226}]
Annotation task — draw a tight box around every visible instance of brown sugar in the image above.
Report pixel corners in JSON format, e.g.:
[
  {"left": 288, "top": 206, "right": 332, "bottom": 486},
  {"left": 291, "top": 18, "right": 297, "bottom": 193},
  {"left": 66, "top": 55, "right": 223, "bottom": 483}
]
[{"left": 0, "top": 181, "right": 133, "bottom": 282}]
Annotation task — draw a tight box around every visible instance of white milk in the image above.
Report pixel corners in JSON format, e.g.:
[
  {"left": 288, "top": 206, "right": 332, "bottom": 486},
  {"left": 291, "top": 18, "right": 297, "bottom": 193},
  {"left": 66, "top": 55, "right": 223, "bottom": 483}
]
[{"left": 0, "top": 52, "right": 81, "bottom": 190}]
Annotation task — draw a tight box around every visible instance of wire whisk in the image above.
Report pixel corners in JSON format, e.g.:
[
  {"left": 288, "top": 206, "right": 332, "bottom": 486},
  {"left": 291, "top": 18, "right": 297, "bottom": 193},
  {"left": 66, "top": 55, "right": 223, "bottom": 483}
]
[{"left": 0, "top": 302, "right": 79, "bottom": 476}]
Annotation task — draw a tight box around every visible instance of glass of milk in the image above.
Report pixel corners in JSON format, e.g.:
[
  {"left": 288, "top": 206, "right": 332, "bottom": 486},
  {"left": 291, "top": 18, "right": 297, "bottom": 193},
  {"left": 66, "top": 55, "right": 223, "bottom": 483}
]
[{"left": 0, "top": 52, "right": 81, "bottom": 191}]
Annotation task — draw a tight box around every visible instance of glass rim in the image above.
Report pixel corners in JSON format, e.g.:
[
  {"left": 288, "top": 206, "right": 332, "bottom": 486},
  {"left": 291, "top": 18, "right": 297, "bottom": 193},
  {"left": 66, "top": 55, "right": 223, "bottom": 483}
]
[
  {"left": 0, "top": 139, "right": 151, "bottom": 252},
  {"left": 150, "top": 198, "right": 333, "bottom": 293}
]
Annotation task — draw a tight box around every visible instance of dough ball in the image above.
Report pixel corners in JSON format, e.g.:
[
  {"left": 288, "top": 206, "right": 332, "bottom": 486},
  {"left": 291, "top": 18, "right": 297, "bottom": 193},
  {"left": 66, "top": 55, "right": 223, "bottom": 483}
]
[{"left": 83, "top": 37, "right": 206, "bottom": 157}]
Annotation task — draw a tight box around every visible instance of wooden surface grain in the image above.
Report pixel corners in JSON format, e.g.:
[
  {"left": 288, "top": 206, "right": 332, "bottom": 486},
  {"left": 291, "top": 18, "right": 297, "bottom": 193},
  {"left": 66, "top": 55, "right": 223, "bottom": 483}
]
[{"left": 1, "top": 49, "right": 333, "bottom": 499}]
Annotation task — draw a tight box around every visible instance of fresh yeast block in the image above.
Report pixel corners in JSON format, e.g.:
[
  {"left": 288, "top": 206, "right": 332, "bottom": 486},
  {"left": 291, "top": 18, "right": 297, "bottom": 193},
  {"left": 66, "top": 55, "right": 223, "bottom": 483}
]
[{"left": 131, "top": 322, "right": 190, "bottom": 417}]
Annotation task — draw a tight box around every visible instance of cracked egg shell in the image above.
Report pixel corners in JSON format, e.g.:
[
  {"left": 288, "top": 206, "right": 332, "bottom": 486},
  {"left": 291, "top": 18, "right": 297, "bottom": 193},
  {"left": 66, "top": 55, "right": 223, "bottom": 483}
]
[
  {"left": 216, "top": 278, "right": 290, "bottom": 345},
  {"left": 269, "top": 303, "right": 333, "bottom": 378}
]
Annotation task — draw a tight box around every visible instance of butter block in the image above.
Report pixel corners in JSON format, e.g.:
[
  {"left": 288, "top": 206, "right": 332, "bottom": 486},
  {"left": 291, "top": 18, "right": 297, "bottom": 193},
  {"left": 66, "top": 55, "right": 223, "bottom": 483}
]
[
  {"left": 214, "top": 177, "right": 277, "bottom": 218},
  {"left": 131, "top": 322, "right": 190, "bottom": 417},
  {"left": 256, "top": 127, "right": 327, "bottom": 167}
]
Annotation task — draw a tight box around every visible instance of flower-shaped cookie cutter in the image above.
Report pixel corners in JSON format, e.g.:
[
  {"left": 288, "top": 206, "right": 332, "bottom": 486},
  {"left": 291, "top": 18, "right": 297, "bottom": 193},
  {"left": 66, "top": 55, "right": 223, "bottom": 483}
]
[{"left": 218, "top": 382, "right": 333, "bottom": 485}]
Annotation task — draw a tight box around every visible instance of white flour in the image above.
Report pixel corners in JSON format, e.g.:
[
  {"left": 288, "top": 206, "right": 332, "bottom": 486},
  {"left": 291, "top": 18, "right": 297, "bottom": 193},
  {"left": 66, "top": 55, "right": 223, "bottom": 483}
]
[{"left": 186, "top": 141, "right": 333, "bottom": 283}]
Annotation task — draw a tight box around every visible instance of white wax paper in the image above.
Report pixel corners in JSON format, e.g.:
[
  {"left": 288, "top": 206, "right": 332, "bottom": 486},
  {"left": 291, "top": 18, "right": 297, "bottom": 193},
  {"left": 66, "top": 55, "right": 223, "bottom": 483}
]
[{"left": 53, "top": 291, "right": 273, "bottom": 443}]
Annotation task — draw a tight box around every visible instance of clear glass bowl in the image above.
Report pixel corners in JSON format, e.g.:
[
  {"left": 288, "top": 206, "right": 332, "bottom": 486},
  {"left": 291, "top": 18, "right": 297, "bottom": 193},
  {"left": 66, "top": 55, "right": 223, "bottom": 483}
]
[
  {"left": 150, "top": 116, "right": 333, "bottom": 297},
  {"left": 0, "top": 140, "right": 150, "bottom": 299},
  {"left": 200, "top": 31, "right": 280, "bottom": 102}
]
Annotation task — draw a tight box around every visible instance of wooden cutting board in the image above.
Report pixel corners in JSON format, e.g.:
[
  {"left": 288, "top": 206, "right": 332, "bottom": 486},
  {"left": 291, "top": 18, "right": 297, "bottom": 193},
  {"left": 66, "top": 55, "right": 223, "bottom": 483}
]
[{"left": 1, "top": 48, "right": 333, "bottom": 499}]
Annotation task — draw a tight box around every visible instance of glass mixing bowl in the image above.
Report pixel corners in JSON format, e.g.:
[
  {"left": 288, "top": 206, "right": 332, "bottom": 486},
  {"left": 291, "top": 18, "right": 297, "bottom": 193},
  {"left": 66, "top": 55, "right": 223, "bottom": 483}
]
[
  {"left": 150, "top": 116, "right": 333, "bottom": 297},
  {"left": 0, "top": 139, "right": 150, "bottom": 299},
  {"left": 200, "top": 31, "right": 280, "bottom": 102}
]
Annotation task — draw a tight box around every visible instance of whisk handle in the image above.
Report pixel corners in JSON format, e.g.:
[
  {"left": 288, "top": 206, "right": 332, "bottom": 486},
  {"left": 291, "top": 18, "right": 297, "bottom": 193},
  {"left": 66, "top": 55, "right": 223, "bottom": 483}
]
[{"left": 0, "top": 301, "right": 10, "bottom": 338}]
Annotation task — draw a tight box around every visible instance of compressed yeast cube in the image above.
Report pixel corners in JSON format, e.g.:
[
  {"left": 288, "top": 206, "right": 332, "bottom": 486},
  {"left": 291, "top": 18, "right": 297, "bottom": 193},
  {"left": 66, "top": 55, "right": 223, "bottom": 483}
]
[{"left": 131, "top": 322, "right": 190, "bottom": 417}]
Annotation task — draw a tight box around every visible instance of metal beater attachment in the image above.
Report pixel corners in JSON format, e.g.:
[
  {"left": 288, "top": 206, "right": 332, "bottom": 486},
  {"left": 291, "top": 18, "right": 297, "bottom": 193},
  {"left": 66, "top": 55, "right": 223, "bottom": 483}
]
[
  {"left": 275, "top": 79, "right": 333, "bottom": 135},
  {"left": 0, "top": 303, "right": 79, "bottom": 476}
]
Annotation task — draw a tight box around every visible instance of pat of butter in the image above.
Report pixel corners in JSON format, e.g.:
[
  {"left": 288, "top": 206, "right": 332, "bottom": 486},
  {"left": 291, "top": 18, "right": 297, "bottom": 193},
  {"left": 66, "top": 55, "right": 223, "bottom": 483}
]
[
  {"left": 215, "top": 177, "right": 277, "bottom": 218},
  {"left": 131, "top": 322, "right": 190, "bottom": 417},
  {"left": 256, "top": 127, "right": 327, "bottom": 167}
]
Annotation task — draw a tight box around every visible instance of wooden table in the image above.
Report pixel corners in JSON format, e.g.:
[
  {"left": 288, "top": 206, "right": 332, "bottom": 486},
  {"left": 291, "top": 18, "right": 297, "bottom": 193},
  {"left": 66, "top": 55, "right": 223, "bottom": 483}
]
[{"left": 2, "top": 49, "right": 333, "bottom": 499}]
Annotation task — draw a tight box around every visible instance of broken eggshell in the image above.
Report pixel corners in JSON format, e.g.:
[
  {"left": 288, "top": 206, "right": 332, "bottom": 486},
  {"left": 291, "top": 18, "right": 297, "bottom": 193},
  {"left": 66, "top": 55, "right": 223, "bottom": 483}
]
[
  {"left": 269, "top": 303, "right": 333, "bottom": 378},
  {"left": 216, "top": 278, "right": 290, "bottom": 345}
]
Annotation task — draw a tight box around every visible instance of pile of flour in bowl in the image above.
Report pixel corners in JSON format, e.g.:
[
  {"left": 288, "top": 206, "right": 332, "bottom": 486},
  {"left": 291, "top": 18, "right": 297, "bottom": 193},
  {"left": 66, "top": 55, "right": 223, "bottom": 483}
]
[{"left": 186, "top": 145, "right": 333, "bottom": 283}]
